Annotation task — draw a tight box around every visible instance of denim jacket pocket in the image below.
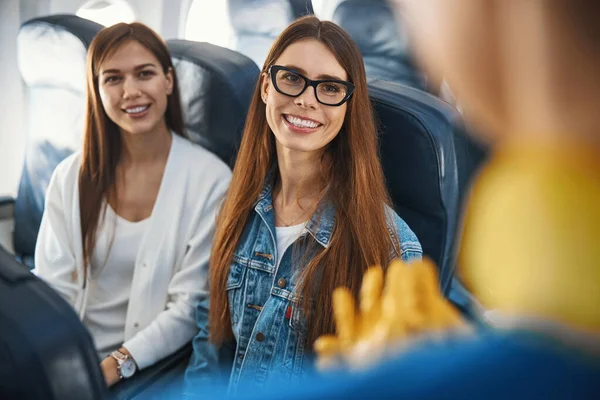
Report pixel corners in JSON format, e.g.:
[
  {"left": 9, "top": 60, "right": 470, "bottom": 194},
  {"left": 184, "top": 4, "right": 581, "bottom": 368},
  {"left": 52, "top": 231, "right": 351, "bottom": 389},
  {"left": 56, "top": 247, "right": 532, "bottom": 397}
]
[
  {"left": 227, "top": 258, "right": 247, "bottom": 326},
  {"left": 283, "top": 301, "right": 308, "bottom": 374}
]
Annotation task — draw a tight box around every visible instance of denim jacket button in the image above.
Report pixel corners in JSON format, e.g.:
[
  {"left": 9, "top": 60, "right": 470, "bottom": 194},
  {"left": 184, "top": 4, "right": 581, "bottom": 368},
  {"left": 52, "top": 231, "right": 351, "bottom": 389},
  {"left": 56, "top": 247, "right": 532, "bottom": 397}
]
[
  {"left": 256, "top": 332, "right": 265, "bottom": 342},
  {"left": 277, "top": 278, "right": 287, "bottom": 289}
]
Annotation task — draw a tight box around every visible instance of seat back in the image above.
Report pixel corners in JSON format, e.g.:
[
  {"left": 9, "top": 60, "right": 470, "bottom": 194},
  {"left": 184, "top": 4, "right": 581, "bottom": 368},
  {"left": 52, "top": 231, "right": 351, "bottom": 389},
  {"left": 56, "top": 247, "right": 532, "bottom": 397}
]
[
  {"left": 289, "top": 0, "right": 314, "bottom": 17},
  {"left": 0, "top": 246, "right": 106, "bottom": 399},
  {"left": 333, "top": 0, "right": 427, "bottom": 90},
  {"left": 14, "top": 15, "right": 102, "bottom": 261},
  {"left": 167, "top": 40, "right": 260, "bottom": 166},
  {"left": 369, "top": 80, "right": 461, "bottom": 293}
]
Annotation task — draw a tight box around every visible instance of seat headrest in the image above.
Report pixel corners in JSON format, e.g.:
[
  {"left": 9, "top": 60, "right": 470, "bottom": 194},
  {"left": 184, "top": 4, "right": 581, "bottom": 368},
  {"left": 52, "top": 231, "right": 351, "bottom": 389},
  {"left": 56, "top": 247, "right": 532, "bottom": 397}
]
[
  {"left": 0, "top": 246, "right": 107, "bottom": 399},
  {"left": 369, "top": 80, "right": 461, "bottom": 293},
  {"left": 289, "top": 0, "right": 314, "bottom": 17},
  {"left": 227, "top": 0, "right": 294, "bottom": 66},
  {"left": 17, "top": 15, "right": 102, "bottom": 92},
  {"left": 333, "top": 0, "right": 426, "bottom": 90},
  {"left": 13, "top": 15, "right": 102, "bottom": 259},
  {"left": 167, "top": 40, "right": 260, "bottom": 166}
]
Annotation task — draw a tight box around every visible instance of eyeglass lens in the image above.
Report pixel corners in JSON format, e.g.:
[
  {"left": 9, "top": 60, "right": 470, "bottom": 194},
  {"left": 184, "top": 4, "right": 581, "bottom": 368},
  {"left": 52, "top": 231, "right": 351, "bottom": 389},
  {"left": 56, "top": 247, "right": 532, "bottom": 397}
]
[{"left": 275, "top": 69, "right": 348, "bottom": 105}]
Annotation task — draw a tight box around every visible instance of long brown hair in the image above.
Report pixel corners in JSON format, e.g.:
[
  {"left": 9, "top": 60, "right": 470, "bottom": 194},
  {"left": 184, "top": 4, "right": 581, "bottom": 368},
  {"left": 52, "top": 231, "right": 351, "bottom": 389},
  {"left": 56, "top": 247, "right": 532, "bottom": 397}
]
[
  {"left": 210, "top": 16, "right": 400, "bottom": 346},
  {"left": 79, "top": 23, "right": 184, "bottom": 280}
]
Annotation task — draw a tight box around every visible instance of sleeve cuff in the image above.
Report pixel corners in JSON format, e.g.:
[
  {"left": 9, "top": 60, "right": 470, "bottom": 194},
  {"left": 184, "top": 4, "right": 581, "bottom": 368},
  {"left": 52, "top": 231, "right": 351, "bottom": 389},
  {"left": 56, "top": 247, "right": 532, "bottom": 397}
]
[{"left": 123, "top": 332, "right": 156, "bottom": 370}]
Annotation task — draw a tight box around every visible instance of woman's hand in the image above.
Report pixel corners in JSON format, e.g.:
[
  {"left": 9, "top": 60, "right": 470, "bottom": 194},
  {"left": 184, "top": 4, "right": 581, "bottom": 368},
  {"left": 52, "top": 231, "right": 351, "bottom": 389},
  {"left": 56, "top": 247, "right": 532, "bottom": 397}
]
[
  {"left": 314, "top": 258, "right": 470, "bottom": 370},
  {"left": 100, "top": 346, "right": 136, "bottom": 387},
  {"left": 100, "top": 355, "right": 120, "bottom": 387}
]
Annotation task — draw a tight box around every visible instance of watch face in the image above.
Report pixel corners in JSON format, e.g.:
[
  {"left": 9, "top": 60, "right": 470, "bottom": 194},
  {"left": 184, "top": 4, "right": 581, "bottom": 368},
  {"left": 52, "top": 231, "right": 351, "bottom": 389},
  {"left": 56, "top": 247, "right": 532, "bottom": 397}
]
[{"left": 120, "top": 358, "right": 136, "bottom": 378}]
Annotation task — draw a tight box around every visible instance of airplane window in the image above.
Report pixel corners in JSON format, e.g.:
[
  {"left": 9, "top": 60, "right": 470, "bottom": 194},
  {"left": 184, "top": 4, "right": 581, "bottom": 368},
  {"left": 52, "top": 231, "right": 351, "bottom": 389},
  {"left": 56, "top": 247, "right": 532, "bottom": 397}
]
[
  {"left": 185, "top": 0, "right": 233, "bottom": 48},
  {"left": 76, "top": 0, "right": 136, "bottom": 27},
  {"left": 311, "top": 0, "right": 325, "bottom": 15}
]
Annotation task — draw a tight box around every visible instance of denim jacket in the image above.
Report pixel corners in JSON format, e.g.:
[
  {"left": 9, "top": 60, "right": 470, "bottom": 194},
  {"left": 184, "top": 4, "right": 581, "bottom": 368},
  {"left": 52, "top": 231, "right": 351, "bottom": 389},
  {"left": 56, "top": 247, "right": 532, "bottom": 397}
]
[{"left": 186, "top": 179, "right": 422, "bottom": 395}]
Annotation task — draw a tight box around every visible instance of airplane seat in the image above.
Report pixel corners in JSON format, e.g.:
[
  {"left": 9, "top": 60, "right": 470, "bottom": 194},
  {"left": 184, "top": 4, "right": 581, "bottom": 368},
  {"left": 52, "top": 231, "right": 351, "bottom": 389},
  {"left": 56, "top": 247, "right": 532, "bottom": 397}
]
[
  {"left": 436, "top": 83, "right": 489, "bottom": 317},
  {"left": 227, "top": 0, "right": 296, "bottom": 67},
  {"left": 14, "top": 15, "right": 103, "bottom": 267},
  {"left": 0, "top": 245, "right": 106, "bottom": 399},
  {"left": 447, "top": 125, "right": 488, "bottom": 319},
  {"left": 369, "top": 80, "right": 461, "bottom": 295},
  {"left": 333, "top": 0, "right": 428, "bottom": 91},
  {"left": 289, "top": 0, "right": 314, "bottom": 17},
  {"left": 166, "top": 39, "right": 260, "bottom": 167}
]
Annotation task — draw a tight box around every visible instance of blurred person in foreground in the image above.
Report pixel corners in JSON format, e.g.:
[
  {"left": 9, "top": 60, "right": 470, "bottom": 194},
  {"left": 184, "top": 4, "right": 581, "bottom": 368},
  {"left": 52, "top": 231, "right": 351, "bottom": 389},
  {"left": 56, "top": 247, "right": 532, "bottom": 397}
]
[{"left": 228, "top": 1, "right": 600, "bottom": 398}]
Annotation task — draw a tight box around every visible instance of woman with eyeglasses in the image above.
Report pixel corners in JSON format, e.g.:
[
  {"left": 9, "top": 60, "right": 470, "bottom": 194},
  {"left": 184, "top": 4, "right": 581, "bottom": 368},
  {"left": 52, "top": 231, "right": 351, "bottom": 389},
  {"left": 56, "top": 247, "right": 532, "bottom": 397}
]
[{"left": 184, "top": 16, "right": 421, "bottom": 394}]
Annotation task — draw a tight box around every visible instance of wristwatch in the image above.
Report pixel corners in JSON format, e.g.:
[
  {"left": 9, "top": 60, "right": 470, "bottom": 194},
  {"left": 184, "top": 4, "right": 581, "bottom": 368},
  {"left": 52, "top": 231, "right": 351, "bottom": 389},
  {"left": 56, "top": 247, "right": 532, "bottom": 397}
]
[{"left": 110, "top": 350, "right": 137, "bottom": 379}]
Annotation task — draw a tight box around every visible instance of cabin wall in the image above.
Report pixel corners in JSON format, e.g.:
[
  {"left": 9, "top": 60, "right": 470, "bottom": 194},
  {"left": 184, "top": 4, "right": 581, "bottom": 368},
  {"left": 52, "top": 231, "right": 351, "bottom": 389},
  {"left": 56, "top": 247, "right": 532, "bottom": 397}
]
[
  {"left": 48, "top": 0, "right": 185, "bottom": 38},
  {"left": 162, "top": 0, "right": 184, "bottom": 39},
  {"left": 48, "top": 0, "right": 79, "bottom": 14},
  {"left": 0, "top": 0, "right": 27, "bottom": 197}
]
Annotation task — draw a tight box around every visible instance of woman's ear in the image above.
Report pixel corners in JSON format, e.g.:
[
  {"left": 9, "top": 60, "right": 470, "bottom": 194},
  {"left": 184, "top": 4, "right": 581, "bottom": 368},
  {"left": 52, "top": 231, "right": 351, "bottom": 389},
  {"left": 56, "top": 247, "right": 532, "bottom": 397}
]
[
  {"left": 260, "top": 72, "right": 269, "bottom": 103},
  {"left": 166, "top": 67, "right": 174, "bottom": 95}
]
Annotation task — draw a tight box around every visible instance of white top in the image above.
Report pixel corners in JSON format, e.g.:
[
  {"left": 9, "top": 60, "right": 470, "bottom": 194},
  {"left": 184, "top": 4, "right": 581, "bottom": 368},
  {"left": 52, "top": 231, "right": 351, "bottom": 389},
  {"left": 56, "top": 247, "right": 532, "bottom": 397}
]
[
  {"left": 34, "top": 133, "right": 232, "bottom": 369},
  {"left": 275, "top": 222, "right": 307, "bottom": 269},
  {"left": 84, "top": 205, "right": 149, "bottom": 358}
]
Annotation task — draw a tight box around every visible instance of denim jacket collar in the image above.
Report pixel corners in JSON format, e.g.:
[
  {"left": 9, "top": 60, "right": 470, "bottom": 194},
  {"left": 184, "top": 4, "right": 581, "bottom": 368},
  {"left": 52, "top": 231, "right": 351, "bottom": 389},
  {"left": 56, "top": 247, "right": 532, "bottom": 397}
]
[{"left": 255, "top": 174, "right": 335, "bottom": 249}]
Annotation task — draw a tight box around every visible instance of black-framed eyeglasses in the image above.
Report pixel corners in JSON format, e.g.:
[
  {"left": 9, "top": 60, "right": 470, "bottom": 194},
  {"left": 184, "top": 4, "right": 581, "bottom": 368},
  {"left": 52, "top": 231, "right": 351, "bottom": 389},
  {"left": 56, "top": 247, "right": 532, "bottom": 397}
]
[{"left": 268, "top": 65, "right": 355, "bottom": 107}]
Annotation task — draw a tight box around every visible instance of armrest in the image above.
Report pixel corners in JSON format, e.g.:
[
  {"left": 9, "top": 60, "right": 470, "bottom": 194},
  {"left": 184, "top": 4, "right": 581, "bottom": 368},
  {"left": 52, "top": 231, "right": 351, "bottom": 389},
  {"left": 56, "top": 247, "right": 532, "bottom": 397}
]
[
  {"left": 0, "top": 196, "right": 15, "bottom": 220},
  {"left": 110, "top": 343, "right": 192, "bottom": 400}
]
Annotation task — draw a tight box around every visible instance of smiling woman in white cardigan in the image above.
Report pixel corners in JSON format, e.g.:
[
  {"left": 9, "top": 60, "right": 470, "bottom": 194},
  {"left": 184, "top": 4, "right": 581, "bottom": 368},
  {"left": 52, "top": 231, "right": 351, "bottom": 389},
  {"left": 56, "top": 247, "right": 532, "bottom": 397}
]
[{"left": 33, "top": 23, "right": 230, "bottom": 387}]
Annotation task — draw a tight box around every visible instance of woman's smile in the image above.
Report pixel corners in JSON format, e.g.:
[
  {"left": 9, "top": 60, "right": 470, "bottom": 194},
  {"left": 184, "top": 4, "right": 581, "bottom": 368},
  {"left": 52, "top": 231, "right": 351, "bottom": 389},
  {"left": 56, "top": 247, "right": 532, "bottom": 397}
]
[{"left": 282, "top": 113, "right": 323, "bottom": 134}]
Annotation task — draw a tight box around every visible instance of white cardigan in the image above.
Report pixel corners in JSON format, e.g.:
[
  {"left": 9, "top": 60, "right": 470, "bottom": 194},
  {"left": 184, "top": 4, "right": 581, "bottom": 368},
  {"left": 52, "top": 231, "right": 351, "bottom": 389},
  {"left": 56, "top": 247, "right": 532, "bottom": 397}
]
[{"left": 33, "top": 134, "right": 231, "bottom": 369}]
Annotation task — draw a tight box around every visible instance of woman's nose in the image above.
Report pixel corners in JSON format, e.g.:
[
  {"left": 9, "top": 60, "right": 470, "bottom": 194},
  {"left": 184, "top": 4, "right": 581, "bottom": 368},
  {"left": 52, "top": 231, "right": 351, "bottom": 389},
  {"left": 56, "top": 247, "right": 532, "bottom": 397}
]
[
  {"left": 294, "top": 85, "right": 318, "bottom": 109},
  {"left": 122, "top": 76, "right": 141, "bottom": 99}
]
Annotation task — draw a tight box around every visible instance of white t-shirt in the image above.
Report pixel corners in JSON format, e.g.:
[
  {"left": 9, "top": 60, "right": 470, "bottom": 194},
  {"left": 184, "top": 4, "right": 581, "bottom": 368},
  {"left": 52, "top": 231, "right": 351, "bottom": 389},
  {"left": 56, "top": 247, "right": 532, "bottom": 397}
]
[
  {"left": 83, "top": 204, "right": 149, "bottom": 358},
  {"left": 275, "top": 222, "right": 307, "bottom": 269}
]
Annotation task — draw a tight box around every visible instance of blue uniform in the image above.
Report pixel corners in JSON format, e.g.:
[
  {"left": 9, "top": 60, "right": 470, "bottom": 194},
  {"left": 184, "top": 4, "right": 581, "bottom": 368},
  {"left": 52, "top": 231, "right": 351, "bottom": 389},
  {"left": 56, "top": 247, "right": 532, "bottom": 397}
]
[{"left": 232, "top": 329, "right": 600, "bottom": 400}]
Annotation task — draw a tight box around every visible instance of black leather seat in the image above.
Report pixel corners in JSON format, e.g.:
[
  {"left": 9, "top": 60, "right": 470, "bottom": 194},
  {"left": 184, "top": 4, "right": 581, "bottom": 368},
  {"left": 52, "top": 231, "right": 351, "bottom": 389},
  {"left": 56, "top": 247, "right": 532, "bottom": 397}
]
[
  {"left": 227, "top": 0, "right": 309, "bottom": 67},
  {"left": 167, "top": 39, "right": 260, "bottom": 166},
  {"left": 333, "top": 0, "right": 427, "bottom": 91},
  {"left": 448, "top": 124, "right": 488, "bottom": 318},
  {"left": 0, "top": 245, "right": 107, "bottom": 400},
  {"left": 289, "top": 0, "right": 314, "bottom": 17},
  {"left": 14, "top": 15, "right": 102, "bottom": 266},
  {"left": 369, "top": 80, "right": 462, "bottom": 294}
]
